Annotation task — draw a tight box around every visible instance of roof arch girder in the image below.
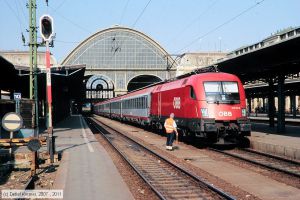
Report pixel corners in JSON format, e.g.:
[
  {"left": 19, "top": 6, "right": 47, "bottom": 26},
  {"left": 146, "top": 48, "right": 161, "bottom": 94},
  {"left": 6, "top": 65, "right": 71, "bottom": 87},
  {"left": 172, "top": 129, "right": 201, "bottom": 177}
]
[{"left": 62, "top": 26, "right": 175, "bottom": 71}]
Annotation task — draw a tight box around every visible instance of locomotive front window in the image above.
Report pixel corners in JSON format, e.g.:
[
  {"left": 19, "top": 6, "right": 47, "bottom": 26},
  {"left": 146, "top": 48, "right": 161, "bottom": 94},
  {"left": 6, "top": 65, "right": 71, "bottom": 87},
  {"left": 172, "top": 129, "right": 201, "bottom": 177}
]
[{"left": 204, "top": 81, "right": 240, "bottom": 104}]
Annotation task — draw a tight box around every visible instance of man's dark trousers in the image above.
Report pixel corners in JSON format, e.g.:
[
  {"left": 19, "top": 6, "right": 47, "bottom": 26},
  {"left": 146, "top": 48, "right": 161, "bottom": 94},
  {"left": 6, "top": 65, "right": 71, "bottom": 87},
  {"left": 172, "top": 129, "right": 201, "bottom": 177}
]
[{"left": 166, "top": 132, "right": 175, "bottom": 146}]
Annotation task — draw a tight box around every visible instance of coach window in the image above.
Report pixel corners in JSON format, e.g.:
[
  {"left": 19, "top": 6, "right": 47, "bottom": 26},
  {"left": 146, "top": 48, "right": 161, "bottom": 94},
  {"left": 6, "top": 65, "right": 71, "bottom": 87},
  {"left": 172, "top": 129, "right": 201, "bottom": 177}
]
[
  {"left": 139, "top": 98, "right": 142, "bottom": 109},
  {"left": 139, "top": 97, "right": 142, "bottom": 109},
  {"left": 145, "top": 97, "right": 147, "bottom": 108},
  {"left": 190, "top": 86, "right": 196, "bottom": 100}
]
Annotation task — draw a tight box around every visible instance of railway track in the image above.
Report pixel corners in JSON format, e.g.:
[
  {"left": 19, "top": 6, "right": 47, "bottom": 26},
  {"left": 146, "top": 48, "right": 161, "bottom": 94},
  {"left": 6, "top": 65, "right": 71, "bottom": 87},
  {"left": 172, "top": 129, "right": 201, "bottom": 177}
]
[
  {"left": 23, "top": 175, "right": 36, "bottom": 190},
  {"left": 86, "top": 117, "right": 235, "bottom": 200},
  {"left": 209, "top": 148, "right": 300, "bottom": 178}
]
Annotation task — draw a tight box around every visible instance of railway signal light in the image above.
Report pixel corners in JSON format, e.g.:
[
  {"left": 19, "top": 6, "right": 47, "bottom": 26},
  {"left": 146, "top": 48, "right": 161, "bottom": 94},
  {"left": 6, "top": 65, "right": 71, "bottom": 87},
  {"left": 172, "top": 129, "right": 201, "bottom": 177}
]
[{"left": 40, "top": 15, "right": 54, "bottom": 41}]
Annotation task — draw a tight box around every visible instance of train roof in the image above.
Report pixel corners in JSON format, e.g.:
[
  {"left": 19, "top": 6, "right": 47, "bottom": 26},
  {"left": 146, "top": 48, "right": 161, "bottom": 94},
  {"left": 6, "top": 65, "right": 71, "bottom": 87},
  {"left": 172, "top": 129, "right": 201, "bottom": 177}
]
[
  {"left": 94, "top": 69, "right": 240, "bottom": 106},
  {"left": 151, "top": 72, "right": 240, "bottom": 93}
]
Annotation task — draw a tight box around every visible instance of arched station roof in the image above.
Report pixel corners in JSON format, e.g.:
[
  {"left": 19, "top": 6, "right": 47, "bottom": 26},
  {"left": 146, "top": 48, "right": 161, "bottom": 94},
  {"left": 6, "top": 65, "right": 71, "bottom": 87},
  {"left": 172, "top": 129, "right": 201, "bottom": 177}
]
[{"left": 62, "top": 26, "right": 172, "bottom": 71}]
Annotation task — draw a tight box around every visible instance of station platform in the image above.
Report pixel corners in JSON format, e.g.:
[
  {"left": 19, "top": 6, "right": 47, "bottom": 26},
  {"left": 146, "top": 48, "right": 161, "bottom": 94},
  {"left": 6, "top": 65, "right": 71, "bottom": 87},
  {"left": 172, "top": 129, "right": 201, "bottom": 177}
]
[
  {"left": 249, "top": 123, "right": 300, "bottom": 160},
  {"left": 52, "top": 115, "right": 133, "bottom": 200},
  {"left": 249, "top": 115, "right": 300, "bottom": 123}
]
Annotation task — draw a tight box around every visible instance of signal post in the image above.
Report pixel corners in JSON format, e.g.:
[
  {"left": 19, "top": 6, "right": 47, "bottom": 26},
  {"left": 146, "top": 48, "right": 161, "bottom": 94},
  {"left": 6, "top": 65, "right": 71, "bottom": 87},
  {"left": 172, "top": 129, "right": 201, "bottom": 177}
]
[{"left": 40, "top": 15, "right": 55, "bottom": 163}]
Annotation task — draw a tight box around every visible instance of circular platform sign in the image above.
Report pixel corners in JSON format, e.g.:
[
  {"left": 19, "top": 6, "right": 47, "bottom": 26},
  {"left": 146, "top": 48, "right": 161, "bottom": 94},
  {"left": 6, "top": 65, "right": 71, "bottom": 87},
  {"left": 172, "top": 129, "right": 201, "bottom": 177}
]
[{"left": 1, "top": 112, "right": 23, "bottom": 132}]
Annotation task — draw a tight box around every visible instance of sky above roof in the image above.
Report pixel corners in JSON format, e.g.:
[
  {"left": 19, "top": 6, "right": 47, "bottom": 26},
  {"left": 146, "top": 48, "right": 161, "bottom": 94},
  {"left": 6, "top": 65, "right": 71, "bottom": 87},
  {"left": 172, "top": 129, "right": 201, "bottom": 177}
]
[{"left": 0, "top": 0, "right": 299, "bottom": 63}]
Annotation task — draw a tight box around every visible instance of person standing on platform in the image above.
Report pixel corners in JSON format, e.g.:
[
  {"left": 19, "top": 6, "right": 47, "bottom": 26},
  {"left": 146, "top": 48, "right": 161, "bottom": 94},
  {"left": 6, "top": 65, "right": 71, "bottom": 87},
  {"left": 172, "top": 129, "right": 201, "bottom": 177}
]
[{"left": 164, "top": 113, "right": 178, "bottom": 150}]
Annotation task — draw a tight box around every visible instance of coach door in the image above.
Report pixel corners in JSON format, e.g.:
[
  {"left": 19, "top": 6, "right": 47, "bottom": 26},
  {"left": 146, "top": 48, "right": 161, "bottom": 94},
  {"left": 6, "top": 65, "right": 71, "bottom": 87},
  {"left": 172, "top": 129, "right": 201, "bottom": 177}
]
[{"left": 158, "top": 92, "right": 162, "bottom": 119}]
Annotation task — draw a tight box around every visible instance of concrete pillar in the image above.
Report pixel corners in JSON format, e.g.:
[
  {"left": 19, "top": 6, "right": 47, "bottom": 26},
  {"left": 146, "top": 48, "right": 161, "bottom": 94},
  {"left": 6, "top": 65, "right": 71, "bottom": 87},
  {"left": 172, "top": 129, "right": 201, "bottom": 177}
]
[
  {"left": 296, "top": 96, "right": 300, "bottom": 110},
  {"left": 286, "top": 96, "right": 290, "bottom": 113},
  {"left": 296, "top": 96, "right": 300, "bottom": 114},
  {"left": 262, "top": 97, "right": 266, "bottom": 112},
  {"left": 275, "top": 97, "right": 278, "bottom": 111},
  {"left": 268, "top": 79, "right": 275, "bottom": 127},
  {"left": 290, "top": 95, "right": 296, "bottom": 118},
  {"left": 247, "top": 97, "right": 252, "bottom": 114},
  {"left": 277, "top": 75, "right": 285, "bottom": 133}
]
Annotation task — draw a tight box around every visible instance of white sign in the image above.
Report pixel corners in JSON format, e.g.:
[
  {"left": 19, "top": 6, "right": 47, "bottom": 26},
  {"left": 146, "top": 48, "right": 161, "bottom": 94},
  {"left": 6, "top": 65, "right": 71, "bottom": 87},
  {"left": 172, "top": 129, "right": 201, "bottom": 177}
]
[
  {"left": 1, "top": 112, "right": 23, "bottom": 132},
  {"left": 173, "top": 97, "right": 181, "bottom": 109},
  {"left": 218, "top": 111, "right": 232, "bottom": 117},
  {"left": 13, "top": 93, "right": 21, "bottom": 100}
]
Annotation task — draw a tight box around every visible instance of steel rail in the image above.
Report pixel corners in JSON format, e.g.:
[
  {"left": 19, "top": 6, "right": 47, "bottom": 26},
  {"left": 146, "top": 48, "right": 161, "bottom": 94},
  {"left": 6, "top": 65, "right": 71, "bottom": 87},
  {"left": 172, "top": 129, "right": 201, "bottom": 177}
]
[
  {"left": 87, "top": 117, "right": 235, "bottom": 200},
  {"left": 209, "top": 148, "right": 300, "bottom": 178},
  {"left": 242, "top": 148, "right": 300, "bottom": 165},
  {"left": 23, "top": 175, "right": 36, "bottom": 189},
  {"left": 16, "top": 175, "right": 37, "bottom": 200}
]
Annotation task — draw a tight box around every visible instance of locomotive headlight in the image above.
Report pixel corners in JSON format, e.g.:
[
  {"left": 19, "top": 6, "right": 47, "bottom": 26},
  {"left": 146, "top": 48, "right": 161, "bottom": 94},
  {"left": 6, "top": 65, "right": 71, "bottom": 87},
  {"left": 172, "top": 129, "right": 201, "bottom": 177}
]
[
  {"left": 242, "top": 108, "right": 247, "bottom": 117},
  {"left": 201, "top": 108, "right": 209, "bottom": 117}
]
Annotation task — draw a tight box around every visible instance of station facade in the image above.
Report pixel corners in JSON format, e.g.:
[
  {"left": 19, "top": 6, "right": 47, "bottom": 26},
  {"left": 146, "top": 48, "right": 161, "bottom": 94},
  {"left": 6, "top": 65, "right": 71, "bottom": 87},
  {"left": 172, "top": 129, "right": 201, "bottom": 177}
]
[
  {"left": 176, "top": 52, "right": 226, "bottom": 76},
  {"left": 62, "top": 26, "right": 176, "bottom": 101},
  {"left": 0, "top": 51, "right": 57, "bottom": 68}
]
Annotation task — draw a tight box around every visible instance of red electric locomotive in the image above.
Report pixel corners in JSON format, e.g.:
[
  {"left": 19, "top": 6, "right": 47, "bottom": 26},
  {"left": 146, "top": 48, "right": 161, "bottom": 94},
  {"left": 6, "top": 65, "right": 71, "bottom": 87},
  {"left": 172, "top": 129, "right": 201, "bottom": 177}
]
[{"left": 93, "top": 72, "right": 251, "bottom": 144}]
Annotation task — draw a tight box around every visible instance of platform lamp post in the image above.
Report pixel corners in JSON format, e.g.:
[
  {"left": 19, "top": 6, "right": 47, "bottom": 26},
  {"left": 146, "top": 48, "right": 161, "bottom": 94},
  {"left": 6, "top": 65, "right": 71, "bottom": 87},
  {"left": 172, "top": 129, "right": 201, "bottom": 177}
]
[{"left": 40, "top": 15, "right": 55, "bottom": 163}]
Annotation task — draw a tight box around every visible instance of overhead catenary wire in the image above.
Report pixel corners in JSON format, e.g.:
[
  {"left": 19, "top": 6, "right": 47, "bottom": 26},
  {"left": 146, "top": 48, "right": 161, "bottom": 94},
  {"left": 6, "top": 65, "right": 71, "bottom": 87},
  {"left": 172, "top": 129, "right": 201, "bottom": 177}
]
[
  {"left": 176, "top": 0, "right": 266, "bottom": 53},
  {"left": 55, "top": 39, "right": 81, "bottom": 44},
  {"left": 48, "top": 5, "right": 92, "bottom": 34},
  {"left": 167, "top": 0, "right": 220, "bottom": 46},
  {"left": 14, "top": 0, "right": 27, "bottom": 27},
  {"left": 52, "top": 0, "right": 68, "bottom": 12},
  {"left": 132, "top": 0, "right": 152, "bottom": 28},
  {"left": 18, "top": 0, "right": 28, "bottom": 23},
  {"left": 4, "top": 0, "right": 24, "bottom": 32},
  {"left": 119, "top": 0, "right": 130, "bottom": 25}
]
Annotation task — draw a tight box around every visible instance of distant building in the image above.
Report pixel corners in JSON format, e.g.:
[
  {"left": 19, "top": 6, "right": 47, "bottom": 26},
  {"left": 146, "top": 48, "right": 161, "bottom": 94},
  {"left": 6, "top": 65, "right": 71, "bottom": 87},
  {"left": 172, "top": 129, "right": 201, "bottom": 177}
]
[
  {"left": 176, "top": 52, "right": 226, "bottom": 76},
  {"left": 226, "top": 26, "right": 300, "bottom": 59},
  {"left": 0, "top": 50, "right": 57, "bottom": 68}
]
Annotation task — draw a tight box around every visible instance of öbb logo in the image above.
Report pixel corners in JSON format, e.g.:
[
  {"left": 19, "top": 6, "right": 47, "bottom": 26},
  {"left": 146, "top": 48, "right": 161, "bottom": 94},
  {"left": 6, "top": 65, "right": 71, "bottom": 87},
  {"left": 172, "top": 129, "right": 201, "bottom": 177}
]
[
  {"left": 173, "top": 97, "right": 181, "bottom": 109},
  {"left": 218, "top": 111, "right": 232, "bottom": 117}
]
